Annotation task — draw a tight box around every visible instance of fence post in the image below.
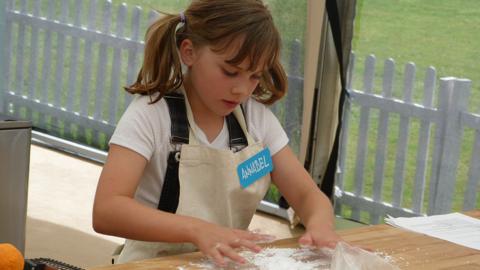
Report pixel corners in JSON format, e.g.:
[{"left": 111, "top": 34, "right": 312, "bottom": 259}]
[
  {"left": 411, "top": 66, "right": 436, "bottom": 214},
  {"left": 285, "top": 39, "right": 302, "bottom": 153},
  {"left": 0, "top": 0, "right": 7, "bottom": 113},
  {"left": 429, "top": 78, "right": 470, "bottom": 214}
]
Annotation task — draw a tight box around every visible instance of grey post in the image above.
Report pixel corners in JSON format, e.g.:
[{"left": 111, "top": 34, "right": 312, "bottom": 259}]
[
  {"left": 0, "top": 0, "right": 7, "bottom": 113},
  {"left": 430, "top": 78, "right": 470, "bottom": 214}
]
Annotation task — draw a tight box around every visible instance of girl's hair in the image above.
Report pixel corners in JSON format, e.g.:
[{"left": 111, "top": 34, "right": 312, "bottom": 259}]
[{"left": 125, "top": 0, "right": 287, "bottom": 105}]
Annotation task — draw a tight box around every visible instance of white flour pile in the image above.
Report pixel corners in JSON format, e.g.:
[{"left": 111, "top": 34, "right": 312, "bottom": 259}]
[
  {"left": 179, "top": 247, "right": 332, "bottom": 270},
  {"left": 176, "top": 243, "right": 399, "bottom": 270}
]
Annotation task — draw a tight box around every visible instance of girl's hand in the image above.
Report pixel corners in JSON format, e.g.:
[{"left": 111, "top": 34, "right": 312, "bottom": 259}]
[
  {"left": 299, "top": 229, "right": 374, "bottom": 252},
  {"left": 189, "top": 221, "right": 273, "bottom": 267},
  {"left": 298, "top": 227, "right": 342, "bottom": 249}
]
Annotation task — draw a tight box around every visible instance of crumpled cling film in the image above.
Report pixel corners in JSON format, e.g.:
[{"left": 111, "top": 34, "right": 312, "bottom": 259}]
[{"left": 330, "top": 242, "right": 399, "bottom": 270}]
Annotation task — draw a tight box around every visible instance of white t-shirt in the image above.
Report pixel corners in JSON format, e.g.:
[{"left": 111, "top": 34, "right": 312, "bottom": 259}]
[{"left": 109, "top": 94, "right": 289, "bottom": 208}]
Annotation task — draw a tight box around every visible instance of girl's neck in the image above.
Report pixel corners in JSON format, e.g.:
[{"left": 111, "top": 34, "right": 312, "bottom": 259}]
[{"left": 183, "top": 77, "right": 224, "bottom": 143}]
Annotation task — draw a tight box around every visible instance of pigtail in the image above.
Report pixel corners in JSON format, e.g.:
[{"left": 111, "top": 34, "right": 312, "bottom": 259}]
[{"left": 125, "top": 13, "right": 184, "bottom": 103}]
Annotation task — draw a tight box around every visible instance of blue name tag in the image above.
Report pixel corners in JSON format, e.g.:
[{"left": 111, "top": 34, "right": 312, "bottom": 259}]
[{"left": 237, "top": 148, "right": 273, "bottom": 188}]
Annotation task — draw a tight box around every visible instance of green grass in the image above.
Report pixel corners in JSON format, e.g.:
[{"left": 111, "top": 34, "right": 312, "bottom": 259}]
[
  {"left": 342, "top": 0, "right": 480, "bottom": 223},
  {"left": 352, "top": 0, "right": 480, "bottom": 110}
]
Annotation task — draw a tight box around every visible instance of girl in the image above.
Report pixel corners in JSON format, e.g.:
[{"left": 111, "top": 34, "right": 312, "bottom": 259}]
[{"left": 93, "top": 0, "right": 341, "bottom": 266}]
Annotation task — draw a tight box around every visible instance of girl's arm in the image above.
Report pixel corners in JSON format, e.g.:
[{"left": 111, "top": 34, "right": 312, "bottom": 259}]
[
  {"left": 93, "top": 144, "right": 191, "bottom": 242},
  {"left": 271, "top": 145, "right": 342, "bottom": 248},
  {"left": 93, "top": 144, "right": 264, "bottom": 266}
]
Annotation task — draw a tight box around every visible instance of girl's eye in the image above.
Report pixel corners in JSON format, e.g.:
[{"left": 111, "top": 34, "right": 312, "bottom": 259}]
[
  {"left": 222, "top": 68, "right": 238, "bottom": 77},
  {"left": 251, "top": 74, "right": 262, "bottom": 80}
]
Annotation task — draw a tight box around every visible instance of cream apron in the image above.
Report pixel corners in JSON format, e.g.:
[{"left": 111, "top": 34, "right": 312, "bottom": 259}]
[{"left": 117, "top": 94, "right": 271, "bottom": 263}]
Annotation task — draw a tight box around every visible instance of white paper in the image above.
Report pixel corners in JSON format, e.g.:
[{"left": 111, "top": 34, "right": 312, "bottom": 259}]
[{"left": 385, "top": 212, "right": 480, "bottom": 250}]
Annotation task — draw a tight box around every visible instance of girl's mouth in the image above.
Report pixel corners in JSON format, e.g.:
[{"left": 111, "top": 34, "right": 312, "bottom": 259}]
[{"left": 222, "top": 100, "right": 239, "bottom": 108}]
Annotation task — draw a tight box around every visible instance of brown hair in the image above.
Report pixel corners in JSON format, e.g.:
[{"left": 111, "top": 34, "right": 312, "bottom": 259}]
[{"left": 125, "top": 0, "right": 287, "bottom": 105}]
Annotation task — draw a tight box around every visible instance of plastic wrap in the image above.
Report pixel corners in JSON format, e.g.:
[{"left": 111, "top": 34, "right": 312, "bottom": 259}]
[{"left": 330, "top": 242, "right": 399, "bottom": 270}]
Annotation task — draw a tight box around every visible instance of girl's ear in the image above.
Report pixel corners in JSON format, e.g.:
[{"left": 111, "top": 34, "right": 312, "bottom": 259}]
[{"left": 179, "top": 39, "right": 196, "bottom": 67}]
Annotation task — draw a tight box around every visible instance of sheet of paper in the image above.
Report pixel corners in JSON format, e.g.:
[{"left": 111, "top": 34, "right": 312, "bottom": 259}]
[{"left": 385, "top": 212, "right": 480, "bottom": 250}]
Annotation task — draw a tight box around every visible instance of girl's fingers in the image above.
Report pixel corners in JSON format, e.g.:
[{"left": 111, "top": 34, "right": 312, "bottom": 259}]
[
  {"left": 216, "top": 243, "right": 247, "bottom": 265},
  {"left": 325, "top": 241, "right": 338, "bottom": 249},
  {"left": 298, "top": 233, "right": 313, "bottom": 247},
  {"left": 314, "top": 239, "right": 341, "bottom": 249},
  {"left": 209, "top": 246, "right": 226, "bottom": 267},
  {"left": 312, "top": 238, "right": 336, "bottom": 247},
  {"left": 236, "top": 229, "right": 276, "bottom": 243},
  {"left": 231, "top": 239, "right": 262, "bottom": 253},
  {"left": 252, "top": 233, "right": 277, "bottom": 243}
]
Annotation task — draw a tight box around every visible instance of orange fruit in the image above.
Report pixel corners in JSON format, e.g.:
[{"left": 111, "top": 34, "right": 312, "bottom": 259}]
[{"left": 0, "top": 243, "right": 24, "bottom": 270}]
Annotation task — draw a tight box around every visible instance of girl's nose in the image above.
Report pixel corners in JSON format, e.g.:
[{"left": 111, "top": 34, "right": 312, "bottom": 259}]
[{"left": 231, "top": 84, "right": 249, "bottom": 95}]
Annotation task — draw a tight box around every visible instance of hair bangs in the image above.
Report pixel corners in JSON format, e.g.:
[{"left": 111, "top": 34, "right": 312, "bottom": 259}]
[{"left": 211, "top": 22, "right": 280, "bottom": 72}]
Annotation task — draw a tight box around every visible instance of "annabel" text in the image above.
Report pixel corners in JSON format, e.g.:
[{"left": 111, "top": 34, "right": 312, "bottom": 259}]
[{"left": 240, "top": 155, "right": 271, "bottom": 180}]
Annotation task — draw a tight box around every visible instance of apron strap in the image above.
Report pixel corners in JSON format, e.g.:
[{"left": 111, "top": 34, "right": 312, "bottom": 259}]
[
  {"left": 158, "top": 151, "right": 181, "bottom": 213},
  {"left": 158, "top": 93, "right": 188, "bottom": 212},
  {"left": 164, "top": 93, "right": 189, "bottom": 144},
  {"left": 165, "top": 92, "right": 248, "bottom": 149},
  {"left": 226, "top": 112, "right": 248, "bottom": 151}
]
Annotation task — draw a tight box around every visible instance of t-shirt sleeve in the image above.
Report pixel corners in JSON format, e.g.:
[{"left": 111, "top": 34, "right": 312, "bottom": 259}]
[
  {"left": 246, "top": 99, "right": 289, "bottom": 156},
  {"left": 109, "top": 96, "right": 161, "bottom": 161},
  {"left": 262, "top": 108, "right": 289, "bottom": 155}
]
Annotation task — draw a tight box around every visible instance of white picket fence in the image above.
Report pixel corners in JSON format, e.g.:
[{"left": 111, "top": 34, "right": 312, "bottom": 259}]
[
  {"left": 1, "top": 0, "right": 150, "bottom": 151},
  {"left": 335, "top": 54, "right": 480, "bottom": 224}
]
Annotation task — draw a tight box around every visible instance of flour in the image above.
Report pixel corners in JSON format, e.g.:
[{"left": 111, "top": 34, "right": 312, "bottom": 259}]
[
  {"left": 184, "top": 247, "right": 332, "bottom": 270},
  {"left": 176, "top": 242, "right": 399, "bottom": 270}
]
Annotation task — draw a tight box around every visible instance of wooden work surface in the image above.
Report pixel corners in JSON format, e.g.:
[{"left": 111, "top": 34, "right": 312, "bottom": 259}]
[{"left": 89, "top": 211, "right": 480, "bottom": 270}]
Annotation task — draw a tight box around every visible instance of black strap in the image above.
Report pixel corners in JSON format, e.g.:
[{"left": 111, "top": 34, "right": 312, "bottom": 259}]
[
  {"left": 163, "top": 93, "right": 247, "bottom": 148},
  {"left": 321, "top": 0, "right": 349, "bottom": 199},
  {"left": 157, "top": 93, "right": 248, "bottom": 212},
  {"left": 226, "top": 113, "right": 248, "bottom": 149},
  {"left": 158, "top": 151, "right": 182, "bottom": 213},
  {"left": 158, "top": 93, "right": 187, "bottom": 212},
  {"left": 164, "top": 93, "right": 189, "bottom": 144}
]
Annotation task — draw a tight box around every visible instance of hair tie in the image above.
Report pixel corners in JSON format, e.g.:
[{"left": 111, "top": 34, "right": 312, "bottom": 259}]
[{"left": 179, "top": 12, "right": 186, "bottom": 24}]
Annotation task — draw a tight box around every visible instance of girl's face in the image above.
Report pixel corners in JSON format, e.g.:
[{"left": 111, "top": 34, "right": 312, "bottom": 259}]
[{"left": 180, "top": 39, "right": 264, "bottom": 118}]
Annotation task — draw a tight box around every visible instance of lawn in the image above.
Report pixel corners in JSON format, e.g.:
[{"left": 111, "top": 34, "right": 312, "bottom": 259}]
[
  {"left": 351, "top": 0, "right": 480, "bottom": 109},
  {"left": 343, "top": 0, "right": 480, "bottom": 222}
]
